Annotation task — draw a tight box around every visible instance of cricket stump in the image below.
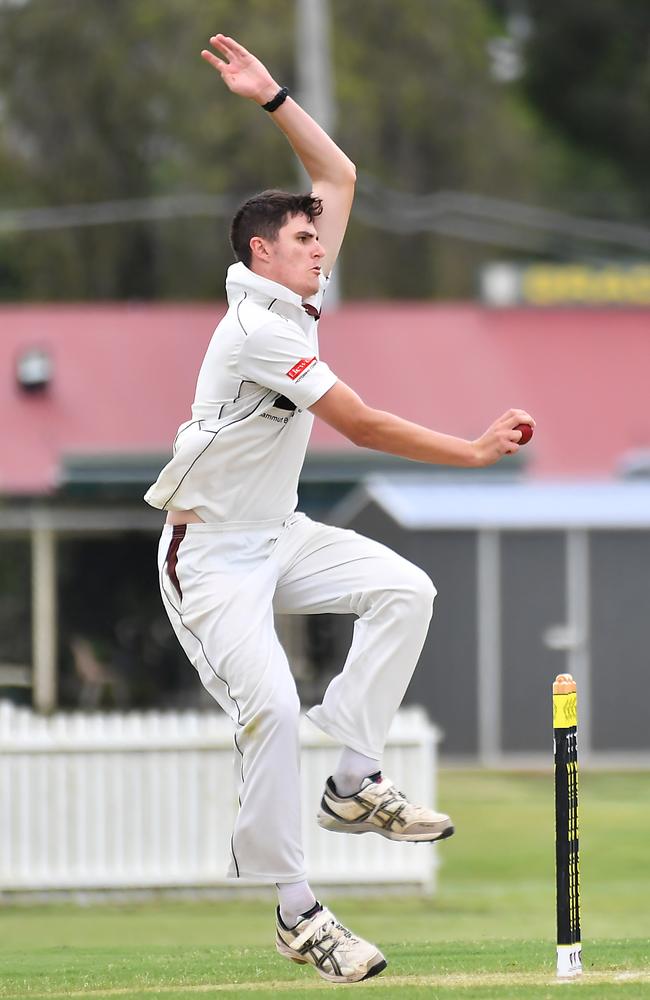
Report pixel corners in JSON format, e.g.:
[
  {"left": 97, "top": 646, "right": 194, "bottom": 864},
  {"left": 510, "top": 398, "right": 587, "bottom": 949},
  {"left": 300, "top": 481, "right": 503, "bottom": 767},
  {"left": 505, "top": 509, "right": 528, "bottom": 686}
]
[{"left": 553, "top": 673, "right": 582, "bottom": 978}]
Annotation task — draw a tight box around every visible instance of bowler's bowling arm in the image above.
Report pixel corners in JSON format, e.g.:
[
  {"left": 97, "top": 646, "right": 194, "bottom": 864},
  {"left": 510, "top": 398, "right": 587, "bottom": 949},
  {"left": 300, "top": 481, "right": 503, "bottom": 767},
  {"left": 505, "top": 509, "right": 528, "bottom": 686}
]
[{"left": 310, "top": 380, "right": 534, "bottom": 468}]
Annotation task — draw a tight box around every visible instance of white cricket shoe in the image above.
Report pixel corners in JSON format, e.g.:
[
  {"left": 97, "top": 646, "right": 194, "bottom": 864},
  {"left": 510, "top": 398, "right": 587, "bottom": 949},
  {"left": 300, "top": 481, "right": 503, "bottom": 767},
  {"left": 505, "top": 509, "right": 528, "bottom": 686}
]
[
  {"left": 276, "top": 903, "right": 387, "bottom": 984},
  {"left": 317, "top": 772, "right": 455, "bottom": 842}
]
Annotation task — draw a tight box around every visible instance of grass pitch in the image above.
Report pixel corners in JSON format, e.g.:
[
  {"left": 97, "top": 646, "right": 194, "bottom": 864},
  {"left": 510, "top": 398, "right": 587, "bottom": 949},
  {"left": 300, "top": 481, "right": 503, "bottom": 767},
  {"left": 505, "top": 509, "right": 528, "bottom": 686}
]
[{"left": 1, "top": 771, "right": 649, "bottom": 999}]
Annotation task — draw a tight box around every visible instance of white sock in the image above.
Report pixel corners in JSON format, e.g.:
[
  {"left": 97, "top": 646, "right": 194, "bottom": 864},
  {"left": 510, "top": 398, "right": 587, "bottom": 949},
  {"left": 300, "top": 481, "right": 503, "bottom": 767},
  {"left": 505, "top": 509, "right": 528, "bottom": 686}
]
[
  {"left": 332, "top": 747, "right": 381, "bottom": 797},
  {"left": 277, "top": 880, "right": 317, "bottom": 928}
]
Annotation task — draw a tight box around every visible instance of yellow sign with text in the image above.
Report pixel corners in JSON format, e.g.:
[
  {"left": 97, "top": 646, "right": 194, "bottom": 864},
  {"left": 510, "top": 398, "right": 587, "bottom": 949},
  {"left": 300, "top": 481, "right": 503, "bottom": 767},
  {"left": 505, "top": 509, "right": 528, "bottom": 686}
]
[{"left": 522, "top": 264, "right": 650, "bottom": 306}]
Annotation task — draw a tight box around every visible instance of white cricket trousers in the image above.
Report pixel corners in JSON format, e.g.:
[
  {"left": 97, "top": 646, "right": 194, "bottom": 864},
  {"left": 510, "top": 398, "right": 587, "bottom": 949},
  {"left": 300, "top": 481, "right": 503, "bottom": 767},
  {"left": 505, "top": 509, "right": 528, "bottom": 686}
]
[{"left": 157, "top": 512, "right": 436, "bottom": 883}]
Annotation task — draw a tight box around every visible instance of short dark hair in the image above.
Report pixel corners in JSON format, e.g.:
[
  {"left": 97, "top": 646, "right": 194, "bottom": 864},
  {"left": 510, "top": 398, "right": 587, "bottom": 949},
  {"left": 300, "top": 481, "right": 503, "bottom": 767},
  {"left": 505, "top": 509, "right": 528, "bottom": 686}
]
[{"left": 230, "top": 190, "right": 323, "bottom": 267}]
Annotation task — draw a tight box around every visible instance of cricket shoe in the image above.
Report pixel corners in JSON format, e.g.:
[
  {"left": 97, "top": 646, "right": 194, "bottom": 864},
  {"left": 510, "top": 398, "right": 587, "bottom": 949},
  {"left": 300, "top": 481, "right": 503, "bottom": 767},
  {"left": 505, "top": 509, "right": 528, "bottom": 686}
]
[
  {"left": 276, "top": 903, "right": 387, "bottom": 983},
  {"left": 317, "top": 772, "right": 455, "bottom": 842}
]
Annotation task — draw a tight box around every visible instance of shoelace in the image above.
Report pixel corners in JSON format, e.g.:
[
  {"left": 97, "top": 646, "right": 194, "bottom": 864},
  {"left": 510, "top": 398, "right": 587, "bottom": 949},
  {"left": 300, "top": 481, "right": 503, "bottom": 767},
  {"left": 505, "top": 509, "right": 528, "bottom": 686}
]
[
  {"left": 367, "top": 780, "right": 404, "bottom": 806},
  {"left": 316, "top": 917, "right": 357, "bottom": 944},
  {"left": 367, "top": 781, "right": 432, "bottom": 820},
  {"left": 387, "top": 786, "right": 432, "bottom": 817},
  {"left": 306, "top": 916, "right": 358, "bottom": 949},
  {"left": 290, "top": 908, "right": 358, "bottom": 952}
]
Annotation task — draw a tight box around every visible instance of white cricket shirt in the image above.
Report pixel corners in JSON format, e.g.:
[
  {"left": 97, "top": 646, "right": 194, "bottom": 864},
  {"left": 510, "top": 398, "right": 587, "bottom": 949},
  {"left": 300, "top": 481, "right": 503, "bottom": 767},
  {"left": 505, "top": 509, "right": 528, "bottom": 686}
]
[{"left": 144, "top": 263, "right": 338, "bottom": 523}]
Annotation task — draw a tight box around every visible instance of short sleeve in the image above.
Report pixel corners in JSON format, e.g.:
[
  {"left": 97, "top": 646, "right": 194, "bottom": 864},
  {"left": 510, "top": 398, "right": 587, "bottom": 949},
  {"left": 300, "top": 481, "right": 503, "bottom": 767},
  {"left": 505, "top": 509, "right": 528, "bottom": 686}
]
[{"left": 238, "top": 319, "right": 338, "bottom": 409}]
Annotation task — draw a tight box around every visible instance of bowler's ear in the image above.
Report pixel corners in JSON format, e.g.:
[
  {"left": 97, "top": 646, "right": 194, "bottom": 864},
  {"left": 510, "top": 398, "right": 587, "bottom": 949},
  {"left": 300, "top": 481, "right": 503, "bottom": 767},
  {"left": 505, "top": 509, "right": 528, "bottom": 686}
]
[{"left": 249, "top": 236, "right": 270, "bottom": 263}]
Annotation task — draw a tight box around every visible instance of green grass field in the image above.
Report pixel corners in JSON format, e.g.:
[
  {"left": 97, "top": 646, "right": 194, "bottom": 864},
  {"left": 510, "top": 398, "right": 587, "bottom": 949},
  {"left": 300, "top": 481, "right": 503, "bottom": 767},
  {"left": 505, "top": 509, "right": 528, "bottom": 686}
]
[{"left": 2, "top": 771, "right": 650, "bottom": 999}]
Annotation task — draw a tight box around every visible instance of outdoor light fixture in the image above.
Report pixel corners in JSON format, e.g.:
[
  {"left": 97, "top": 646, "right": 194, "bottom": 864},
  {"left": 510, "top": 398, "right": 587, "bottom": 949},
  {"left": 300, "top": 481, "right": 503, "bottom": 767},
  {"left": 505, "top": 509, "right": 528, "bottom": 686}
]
[{"left": 15, "top": 346, "right": 53, "bottom": 393}]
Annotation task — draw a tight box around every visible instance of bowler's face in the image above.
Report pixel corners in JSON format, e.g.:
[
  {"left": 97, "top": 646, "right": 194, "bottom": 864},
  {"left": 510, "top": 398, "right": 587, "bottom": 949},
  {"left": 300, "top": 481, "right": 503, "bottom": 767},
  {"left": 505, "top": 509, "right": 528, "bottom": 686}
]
[{"left": 260, "top": 213, "right": 325, "bottom": 298}]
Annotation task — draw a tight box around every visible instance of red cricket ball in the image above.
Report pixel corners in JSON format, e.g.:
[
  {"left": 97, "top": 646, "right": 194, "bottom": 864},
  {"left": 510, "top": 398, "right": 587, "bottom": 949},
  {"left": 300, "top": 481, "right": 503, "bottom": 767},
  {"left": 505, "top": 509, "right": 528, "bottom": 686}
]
[{"left": 515, "top": 423, "right": 534, "bottom": 445}]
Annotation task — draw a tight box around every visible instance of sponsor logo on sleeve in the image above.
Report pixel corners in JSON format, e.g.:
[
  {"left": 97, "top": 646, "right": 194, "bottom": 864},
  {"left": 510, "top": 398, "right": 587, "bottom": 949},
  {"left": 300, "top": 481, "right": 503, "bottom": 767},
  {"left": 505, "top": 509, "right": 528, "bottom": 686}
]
[{"left": 286, "top": 356, "right": 317, "bottom": 382}]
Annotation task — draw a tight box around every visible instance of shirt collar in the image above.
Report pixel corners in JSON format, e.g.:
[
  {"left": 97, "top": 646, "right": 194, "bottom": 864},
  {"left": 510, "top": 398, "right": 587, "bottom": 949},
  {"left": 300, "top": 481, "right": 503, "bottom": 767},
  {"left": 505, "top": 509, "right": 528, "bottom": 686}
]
[{"left": 225, "top": 262, "right": 305, "bottom": 310}]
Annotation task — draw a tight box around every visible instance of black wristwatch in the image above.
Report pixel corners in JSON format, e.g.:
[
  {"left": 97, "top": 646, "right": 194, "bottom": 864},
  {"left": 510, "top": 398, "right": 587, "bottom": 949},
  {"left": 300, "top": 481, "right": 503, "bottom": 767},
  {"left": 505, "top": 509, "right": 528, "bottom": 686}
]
[{"left": 262, "top": 87, "right": 289, "bottom": 112}]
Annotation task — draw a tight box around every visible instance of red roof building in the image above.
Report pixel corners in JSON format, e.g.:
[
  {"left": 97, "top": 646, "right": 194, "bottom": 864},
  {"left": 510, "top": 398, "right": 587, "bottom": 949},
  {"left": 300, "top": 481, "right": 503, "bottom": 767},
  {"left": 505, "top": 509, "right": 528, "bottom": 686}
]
[
  {"left": 1, "top": 302, "right": 649, "bottom": 495},
  {"left": 1, "top": 300, "right": 648, "bottom": 718}
]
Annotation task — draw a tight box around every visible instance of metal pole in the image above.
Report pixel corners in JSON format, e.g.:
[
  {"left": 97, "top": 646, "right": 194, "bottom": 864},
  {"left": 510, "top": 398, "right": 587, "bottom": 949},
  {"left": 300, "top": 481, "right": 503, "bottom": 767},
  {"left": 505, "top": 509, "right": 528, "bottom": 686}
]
[
  {"left": 296, "top": 0, "right": 335, "bottom": 134},
  {"left": 565, "top": 530, "right": 591, "bottom": 757},
  {"left": 295, "top": 0, "right": 341, "bottom": 306},
  {"left": 31, "top": 517, "right": 58, "bottom": 713},
  {"left": 477, "top": 530, "right": 502, "bottom": 764}
]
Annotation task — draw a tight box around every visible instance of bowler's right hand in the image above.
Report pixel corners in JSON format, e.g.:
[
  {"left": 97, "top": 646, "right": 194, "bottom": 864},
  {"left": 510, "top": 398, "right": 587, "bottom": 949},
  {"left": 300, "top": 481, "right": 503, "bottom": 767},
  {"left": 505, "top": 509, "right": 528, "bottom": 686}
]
[{"left": 472, "top": 408, "right": 536, "bottom": 466}]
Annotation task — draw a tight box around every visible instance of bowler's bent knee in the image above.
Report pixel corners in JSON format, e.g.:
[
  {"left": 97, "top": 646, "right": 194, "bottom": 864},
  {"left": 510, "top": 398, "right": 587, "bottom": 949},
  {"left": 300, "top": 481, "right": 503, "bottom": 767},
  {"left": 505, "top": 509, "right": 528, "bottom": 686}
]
[
  {"left": 394, "top": 561, "right": 437, "bottom": 622},
  {"left": 412, "top": 565, "right": 437, "bottom": 607}
]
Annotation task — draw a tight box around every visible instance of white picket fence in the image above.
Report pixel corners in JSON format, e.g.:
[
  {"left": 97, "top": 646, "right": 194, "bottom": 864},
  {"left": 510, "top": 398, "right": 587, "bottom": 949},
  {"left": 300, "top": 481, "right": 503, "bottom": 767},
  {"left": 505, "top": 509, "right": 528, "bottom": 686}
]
[{"left": 0, "top": 703, "right": 441, "bottom": 894}]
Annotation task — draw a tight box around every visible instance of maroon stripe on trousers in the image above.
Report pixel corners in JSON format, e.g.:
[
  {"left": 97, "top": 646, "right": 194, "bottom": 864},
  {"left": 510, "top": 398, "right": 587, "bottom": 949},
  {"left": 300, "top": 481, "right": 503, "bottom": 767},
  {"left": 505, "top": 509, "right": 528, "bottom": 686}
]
[{"left": 165, "top": 524, "right": 187, "bottom": 600}]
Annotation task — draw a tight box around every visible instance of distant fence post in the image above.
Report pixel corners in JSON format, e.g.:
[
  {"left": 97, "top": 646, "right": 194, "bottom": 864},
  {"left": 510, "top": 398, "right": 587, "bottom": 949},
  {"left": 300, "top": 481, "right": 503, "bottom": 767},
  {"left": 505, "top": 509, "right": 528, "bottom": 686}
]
[{"left": 31, "top": 515, "right": 58, "bottom": 713}]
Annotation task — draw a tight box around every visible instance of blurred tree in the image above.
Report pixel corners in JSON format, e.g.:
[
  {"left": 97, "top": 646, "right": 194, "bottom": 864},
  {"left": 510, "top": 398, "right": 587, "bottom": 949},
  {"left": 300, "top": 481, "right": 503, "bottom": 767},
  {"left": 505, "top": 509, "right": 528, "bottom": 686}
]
[
  {"left": 0, "top": 0, "right": 643, "bottom": 301},
  {"left": 332, "top": 0, "right": 555, "bottom": 297},
  {"left": 523, "top": 0, "right": 650, "bottom": 217},
  {"left": 0, "top": 0, "right": 296, "bottom": 300}
]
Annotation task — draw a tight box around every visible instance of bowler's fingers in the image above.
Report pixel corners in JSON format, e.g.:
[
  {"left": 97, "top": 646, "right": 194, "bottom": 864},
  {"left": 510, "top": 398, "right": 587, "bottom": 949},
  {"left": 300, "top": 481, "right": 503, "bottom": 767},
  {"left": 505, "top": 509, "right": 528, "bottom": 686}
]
[
  {"left": 201, "top": 49, "right": 228, "bottom": 73},
  {"left": 203, "top": 35, "right": 234, "bottom": 67},
  {"left": 509, "top": 408, "right": 535, "bottom": 428},
  {"left": 216, "top": 35, "right": 251, "bottom": 59},
  {"left": 503, "top": 422, "right": 525, "bottom": 454},
  {"left": 209, "top": 34, "right": 249, "bottom": 64}
]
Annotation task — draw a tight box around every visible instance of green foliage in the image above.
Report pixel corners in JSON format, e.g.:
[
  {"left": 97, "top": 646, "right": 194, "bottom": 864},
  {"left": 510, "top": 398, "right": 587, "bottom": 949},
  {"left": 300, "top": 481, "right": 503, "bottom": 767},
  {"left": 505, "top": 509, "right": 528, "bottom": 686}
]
[
  {"left": 332, "top": 0, "right": 558, "bottom": 297},
  {"left": 524, "top": 0, "right": 650, "bottom": 214},
  {"left": 0, "top": 0, "right": 297, "bottom": 300},
  {"left": 0, "top": 1, "right": 645, "bottom": 301}
]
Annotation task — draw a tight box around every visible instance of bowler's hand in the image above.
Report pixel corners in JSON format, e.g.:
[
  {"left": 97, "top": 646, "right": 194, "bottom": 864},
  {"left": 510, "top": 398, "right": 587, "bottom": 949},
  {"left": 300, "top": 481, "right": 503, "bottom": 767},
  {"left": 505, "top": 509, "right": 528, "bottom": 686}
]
[
  {"left": 201, "top": 34, "right": 279, "bottom": 106},
  {"left": 471, "top": 408, "right": 536, "bottom": 466}
]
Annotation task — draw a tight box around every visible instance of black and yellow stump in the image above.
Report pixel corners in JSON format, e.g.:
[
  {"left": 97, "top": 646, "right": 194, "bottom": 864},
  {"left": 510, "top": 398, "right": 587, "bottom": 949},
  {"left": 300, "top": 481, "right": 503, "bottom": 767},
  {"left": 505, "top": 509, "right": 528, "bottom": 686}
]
[{"left": 553, "top": 673, "right": 582, "bottom": 978}]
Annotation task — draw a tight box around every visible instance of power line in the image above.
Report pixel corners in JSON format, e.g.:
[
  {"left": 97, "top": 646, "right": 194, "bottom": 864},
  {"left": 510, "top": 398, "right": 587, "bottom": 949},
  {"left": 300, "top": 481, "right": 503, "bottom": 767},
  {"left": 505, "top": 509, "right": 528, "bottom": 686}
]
[
  {"left": 0, "top": 194, "right": 238, "bottom": 234},
  {"left": 354, "top": 175, "right": 650, "bottom": 254},
  {"left": 0, "top": 182, "right": 648, "bottom": 255}
]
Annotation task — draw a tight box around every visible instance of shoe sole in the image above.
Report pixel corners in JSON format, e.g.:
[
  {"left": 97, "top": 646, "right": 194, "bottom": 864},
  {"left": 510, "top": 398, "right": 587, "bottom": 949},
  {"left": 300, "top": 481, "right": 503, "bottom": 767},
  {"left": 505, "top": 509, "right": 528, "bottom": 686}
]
[
  {"left": 317, "top": 809, "right": 455, "bottom": 842},
  {"left": 276, "top": 938, "right": 387, "bottom": 983}
]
